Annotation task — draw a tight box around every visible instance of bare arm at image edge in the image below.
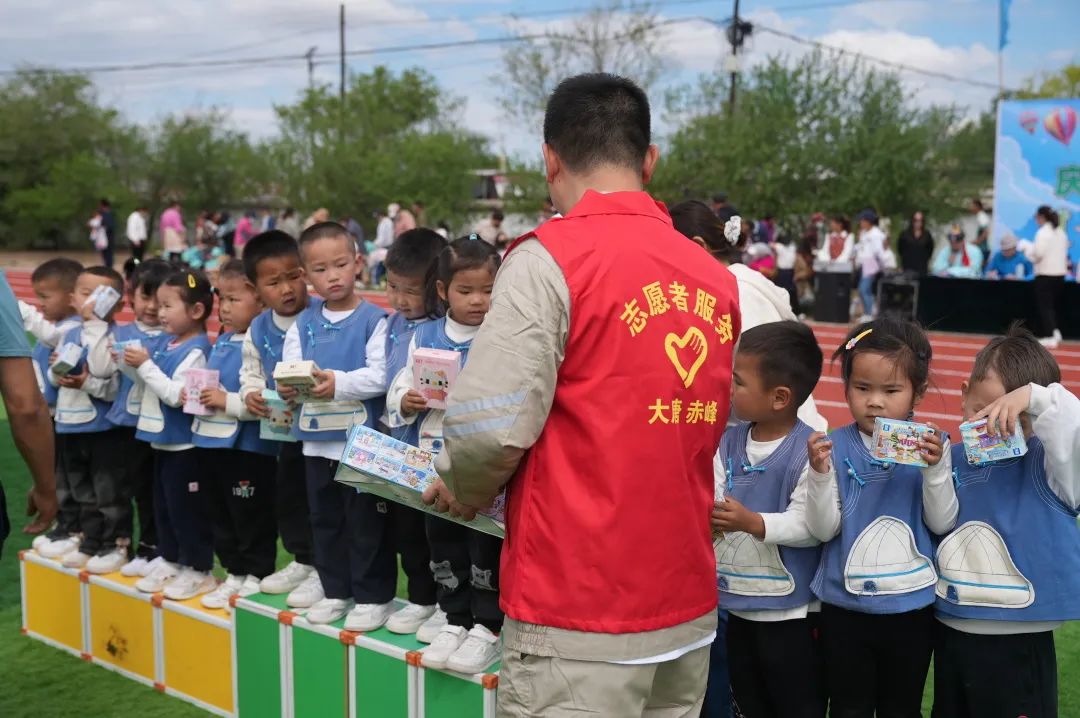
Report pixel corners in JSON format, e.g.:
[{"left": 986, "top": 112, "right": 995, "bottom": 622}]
[
  {"left": 435, "top": 240, "right": 571, "bottom": 507},
  {"left": 0, "top": 358, "right": 56, "bottom": 532}
]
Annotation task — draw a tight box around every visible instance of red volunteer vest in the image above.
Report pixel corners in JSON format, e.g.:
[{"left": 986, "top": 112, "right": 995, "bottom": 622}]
[{"left": 501, "top": 191, "right": 741, "bottom": 633}]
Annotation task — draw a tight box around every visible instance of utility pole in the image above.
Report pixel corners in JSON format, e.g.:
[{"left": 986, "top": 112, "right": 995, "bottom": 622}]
[
  {"left": 339, "top": 4, "right": 346, "bottom": 107},
  {"left": 305, "top": 46, "right": 317, "bottom": 92},
  {"left": 726, "top": 0, "right": 752, "bottom": 115}
]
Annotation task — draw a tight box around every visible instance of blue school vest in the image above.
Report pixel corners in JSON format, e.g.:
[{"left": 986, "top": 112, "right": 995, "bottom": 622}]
[
  {"left": 135, "top": 334, "right": 212, "bottom": 445},
  {"left": 33, "top": 316, "right": 82, "bottom": 409},
  {"left": 385, "top": 312, "right": 424, "bottom": 442},
  {"left": 935, "top": 440, "right": 1080, "bottom": 623},
  {"left": 716, "top": 420, "right": 820, "bottom": 612},
  {"left": 810, "top": 423, "right": 938, "bottom": 614},
  {"left": 400, "top": 318, "right": 470, "bottom": 453},
  {"left": 106, "top": 323, "right": 164, "bottom": 428},
  {"left": 291, "top": 299, "right": 386, "bottom": 443},
  {"left": 54, "top": 325, "right": 113, "bottom": 434},
  {"left": 192, "top": 333, "right": 276, "bottom": 456},
  {"left": 248, "top": 309, "right": 288, "bottom": 390}
]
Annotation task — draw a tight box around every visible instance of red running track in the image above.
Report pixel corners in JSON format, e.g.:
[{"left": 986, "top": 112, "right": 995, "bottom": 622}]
[{"left": 8, "top": 269, "right": 1077, "bottom": 438}]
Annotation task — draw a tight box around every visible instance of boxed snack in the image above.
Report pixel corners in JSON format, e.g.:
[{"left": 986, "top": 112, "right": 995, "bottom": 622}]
[
  {"left": 50, "top": 343, "right": 85, "bottom": 376},
  {"left": 112, "top": 338, "right": 143, "bottom": 354},
  {"left": 272, "top": 360, "right": 323, "bottom": 402},
  {"left": 86, "top": 284, "right": 122, "bottom": 320},
  {"left": 335, "top": 424, "right": 504, "bottom": 537},
  {"left": 959, "top": 418, "right": 1028, "bottom": 465},
  {"left": 260, "top": 389, "right": 297, "bottom": 442},
  {"left": 412, "top": 348, "right": 461, "bottom": 411},
  {"left": 871, "top": 418, "right": 932, "bottom": 468},
  {"left": 182, "top": 368, "right": 220, "bottom": 416}
]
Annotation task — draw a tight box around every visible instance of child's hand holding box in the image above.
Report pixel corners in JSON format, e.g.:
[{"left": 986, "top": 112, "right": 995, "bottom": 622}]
[
  {"left": 273, "top": 360, "right": 323, "bottom": 403},
  {"left": 50, "top": 343, "right": 85, "bottom": 376},
  {"left": 412, "top": 349, "right": 461, "bottom": 411},
  {"left": 183, "top": 368, "right": 220, "bottom": 415}
]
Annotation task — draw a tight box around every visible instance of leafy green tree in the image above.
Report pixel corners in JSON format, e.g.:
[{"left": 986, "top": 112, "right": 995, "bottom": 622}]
[{"left": 1015, "top": 64, "right": 1080, "bottom": 99}]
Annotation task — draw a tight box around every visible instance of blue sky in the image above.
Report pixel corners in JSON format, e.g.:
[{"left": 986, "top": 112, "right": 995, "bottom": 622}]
[{"left": 1, "top": 0, "right": 1076, "bottom": 159}]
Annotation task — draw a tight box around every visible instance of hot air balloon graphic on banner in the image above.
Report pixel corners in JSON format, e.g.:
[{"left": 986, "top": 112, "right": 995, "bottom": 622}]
[
  {"left": 1044, "top": 107, "right": 1077, "bottom": 146},
  {"left": 1019, "top": 111, "right": 1038, "bottom": 134}
]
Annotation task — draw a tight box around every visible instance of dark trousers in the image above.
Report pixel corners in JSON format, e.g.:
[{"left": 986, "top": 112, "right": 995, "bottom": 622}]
[
  {"left": 776, "top": 268, "right": 798, "bottom": 313},
  {"left": 153, "top": 449, "right": 213, "bottom": 571},
  {"left": 101, "top": 238, "right": 115, "bottom": 269},
  {"left": 821, "top": 603, "right": 933, "bottom": 718},
  {"left": 932, "top": 621, "right": 1057, "bottom": 718},
  {"left": 727, "top": 613, "right": 826, "bottom": 718},
  {"left": 305, "top": 457, "right": 396, "bottom": 603},
  {"left": 130, "top": 241, "right": 146, "bottom": 262},
  {"left": 202, "top": 448, "right": 278, "bottom": 578},
  {"left": 425, "top": 514, "right": 503, "bottom": 633},
  {"left": 118, "top": 429, "right": 157, "bottom": 558},
  {"left": 1033, "top": 275, "right": 1065, "bottom": 337},
  {"left": 394, "top": 504, "right": 437, "bottom": 605},
  {"left": 48, "top": 430, "right": 80, "bottom": 538},
  {"left": 703, "top": 609, "right": 732, "bottom": 718},
  {"left": 56, "top": 429, "right": 130, "bottom": 555},
  {"left": 277, "top": 442, "right": 314, "bottom": 565}
]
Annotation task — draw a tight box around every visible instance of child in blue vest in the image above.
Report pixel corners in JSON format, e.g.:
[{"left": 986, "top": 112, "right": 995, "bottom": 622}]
[
  {"left": 933, "top": 326, "right": 1080, "bottom": 718},
  {"left": 805, "top": 317, "right": 955, "bottom": 717},
  {"left": 389, "top": 235, "right": 503, "bottom": 675},
  {"left": 112, "top": 259, "right": 170, "bottom": 578},
  {"left": 24, "top": 258, "right": 84, "bottom": 560},
  {"left": 126, "top": 270, "right": 214, "bottom": 600},
  {"left": 710, "top": 321, "right": 826, "bottom": 718},
  {"left": 189, "top": 260, "right": 279, "bottom": 609},
  {"left": 239, "top": 231, "right": 320, "bottom": 608},
  {"left": 279, "top": 221, "right": 394, "bottom": 629},
  {"left": 50, "top": 267, "right": 128, "bottom": 573},
  {"left": 381, "top": 229, "right": 446, "bottom": 636}
]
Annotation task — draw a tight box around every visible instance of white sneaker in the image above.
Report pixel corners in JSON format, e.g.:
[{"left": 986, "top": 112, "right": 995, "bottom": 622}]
[
  {"left": 421, "top": 624, "right": 468, "bottom": 669},
  {"left": 239, "top": 575, "right": 261, "bottom": 597},
  {"left": 31, "top": 535, "right": 51, "bottom": 552},
  {"left": 61, "top": 550, "right": 91, "bottom": 569},
  {"left": 446, "top": 625, "right": 501, "bottom": 674},
  {"left": 120, "top": 556, "right": 151, "bottom": 577},
  {"left": 859, "top": 314, "right": 874, "bottom": 323},
  {"left": 163, "top": 568, "right": 217, "bottom": 601},
  {"left": 416, "top": 609, "right": 448, "bottom": 644},
  {"left": 86, "top": 548, "right": 127, "bottom": 575},
  {"left": 260, "top": 561, "right": 314, "bottom": 594},
  {"left": 1053, "top": 329, "right": 1063, "bottom": 343},
  {"left": 135, "top": 559, "right": 180, "bottom": 593},
  {"left": 343, "top": 602, "right": 394, "bottom": 632},
  {"left": 201, "top": 574, "right": 246, "bottom": 610},
  {"left": 386, "top": 602, "right": 437, "bottom": 634},
  {"left": 286, "top": 573, "right": 324, "bottom": 608},
  {"left": 1039, "top": 335, "right": 1060, "bottom": 349},
  {"left": 307, "top": 598, "right": 354, "bottom": 624},
  {"left": 39, "top": 535, "right": 80, "bottom": 559}
]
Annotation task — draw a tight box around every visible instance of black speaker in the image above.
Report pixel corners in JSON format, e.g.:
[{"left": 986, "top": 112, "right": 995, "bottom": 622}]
[
  {"left": 878, "top": 275, "right": 919, "bottom": 321},
  {"left": 814, "top": 271, "right": 853, "bottom": 323}
]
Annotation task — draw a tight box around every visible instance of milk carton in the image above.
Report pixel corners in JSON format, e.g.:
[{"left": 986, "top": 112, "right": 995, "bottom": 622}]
[
  {"left": 259, "top": 389, "right": 297, "bottom": 442},
  {"left": 272, "top": 360, "right": 323, "bottom": 403},
  {"left": 412, "top": 349, "right": 461, "bottom": 410}
]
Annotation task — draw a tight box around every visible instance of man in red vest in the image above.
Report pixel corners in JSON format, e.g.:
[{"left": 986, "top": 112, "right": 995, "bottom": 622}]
[{"left": 424, "top": 73, "right": 740, "bottom": 715}]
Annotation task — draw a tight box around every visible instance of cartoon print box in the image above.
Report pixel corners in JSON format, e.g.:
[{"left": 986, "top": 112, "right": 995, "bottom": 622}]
[{"left": 412, "top": 349, "right": 460, "bottom": 410}]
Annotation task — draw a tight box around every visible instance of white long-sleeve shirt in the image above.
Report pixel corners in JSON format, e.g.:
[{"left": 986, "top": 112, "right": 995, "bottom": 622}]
[
  {"left": 714, "top": 429, "right": 820, "bottom": 622},
  {"left": 854, "top": 227, "right": 888, "bottom": 276},
  {"left": 19, "top": 300, "right": 66, "bottom": 348},
  {"left": 52, "top": 319, "right": 119, "bottom": 405},
  {"left": 940, "top": 382, "right": 1080, "bottom": 636},
  {"left": 1025, "top": 224, "right": 1068, "bottom": 276},
  {"left": 774, "top": 243, "right": 797, "bottom": 271},
  {"left": 815, "top": 232, "right": 854, "bottom": 265},
  {"left": 239, "top": 311, "right": 300, "bottom": 402},
  {"left": 126, "top": 211, "right": 148, "bottom": 244},
  {"left": 137, "top": 347, "right": 206, "bottom": 451},
  {"left": 806, "top": 430, "right": 957, "bottom": 543},
  {"left": 282, "top": 305, "right": 388, "bottom": 460}
]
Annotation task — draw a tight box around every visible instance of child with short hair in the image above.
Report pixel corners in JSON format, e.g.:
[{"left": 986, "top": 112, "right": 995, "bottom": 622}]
[
  {"left": 49, "top": 267, "right": 128, "bottom": 572},
  {"left": 279, "top": 221, "right": 394, "bottom": 628},
  {"left": 933, "top": 326, "right": 1080, "bottom": 718},
  {"left": 381, "top": 228, "right": 447, "bottom": 635},
  {"left": 192, "top": 260, "right": 279, "bottom": 609},
  {"left": 710, "top": 321, "right": 826, "bottom": 717},
  {"left": 388, "top": 236, "right": 503, "bottom": 674},
  {"left": 112, "top": 259, "right": 171, "bottom": 577},
  {"left": 126, "top": 270, "right": 214, "bottom": 600},
  {"left": 239, "top": 230, "right": 320, "bottom": 607},
  {"left": 805, "top": 317, "right": 955, "bottom": 717}
]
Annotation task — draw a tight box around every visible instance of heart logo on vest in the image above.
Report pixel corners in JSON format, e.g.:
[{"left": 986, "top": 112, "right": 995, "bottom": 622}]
[{"left": 665, "top": 327, "right": 708, "bottom": 388}]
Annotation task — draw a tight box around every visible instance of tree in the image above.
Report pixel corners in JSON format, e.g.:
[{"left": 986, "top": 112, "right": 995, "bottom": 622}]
[
  {"left": 497, "top": 0, "right": 667, "bottom": 132},
  {"left": 1015, "top": 64, "right": 1080, "bottom": 99}
]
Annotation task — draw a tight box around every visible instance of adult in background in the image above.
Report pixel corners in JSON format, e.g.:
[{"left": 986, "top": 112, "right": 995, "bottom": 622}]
[
  {"left": 712, "top": 192, "right": 737, "bottom": 223},
  {"left": 411, "top": 201, "right": 427, "bottom": 228},
  {"left": 159, "top": 200, "right": 186, "bottom": 263},
  {"left": 816, "top": 215, "right": 854, "bottom": 264},
  {"left": 393, "top": 202, "right": 417, "bottom": 237},
  {"left": 854, "top": 209, "right": 888, "bottom": 321},
  {"left": 971, "top": 198, "right": 991, "bottom": 257},
  {"left": 234, "top": 211, "right": 257, "bottom": 257},
  {"left": 98, "top": 199, "right": 116, "bottom": 268},
  {"left": 126, "top": 206, "right": 149, "bottom": 262},
  {"left": 278, "top": 207, "right": 300, "bottom": 238},
  {"left": 1025, "top": 205, "right": 1068, "bottom": 348},
  {"left": 473, "top": 210, "right": 506, "bottom": 246},
  {"left": 931, "top": 224, "right": 983, "bottom": 278},
  {"left": 897, "top": 211, "right": 935, "bottom": 276},
  {"left": 0, "top": 272, "right": 57, "bottom": 555},
  {"left": 984, "top": 234, "right": 1033, "bottom": 280},
  {"left": 425, "top": 74, "right": 741, "bottom": 717},
  {"left": 303, "top": 207, "right": 330, "bottom": 231}
]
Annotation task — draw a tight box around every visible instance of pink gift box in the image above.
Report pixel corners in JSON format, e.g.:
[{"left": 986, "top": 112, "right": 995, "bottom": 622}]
[
  {"left": 183, "top": 368, "right": 220, "bottom": 416},
  {"left": 412, "top": 348, "right": 461, "bottom": 411}
]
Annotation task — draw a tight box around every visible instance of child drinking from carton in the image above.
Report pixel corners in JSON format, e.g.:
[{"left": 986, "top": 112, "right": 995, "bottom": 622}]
[
  {"left": 931, "top": 326, "right": 1080, "bottom": 718},
  {"left": 387, "top": 235, "right": 504, "bottom": 674}
]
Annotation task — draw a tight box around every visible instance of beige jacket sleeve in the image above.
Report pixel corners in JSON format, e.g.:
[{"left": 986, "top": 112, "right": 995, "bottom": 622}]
[{"left": 435, "top": 239, "right": 571, "bottom": 507}]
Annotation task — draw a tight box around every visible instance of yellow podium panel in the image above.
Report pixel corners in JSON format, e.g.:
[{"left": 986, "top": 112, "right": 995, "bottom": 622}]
[
  {"left": 87, "top": 573, "right": 156, "bottom": 684},
  {"left": 159, "top": 595, "right": 234, "bottom": 716},
  {"left": 20, "top": 551, "right": 85, "bottom": 656}
]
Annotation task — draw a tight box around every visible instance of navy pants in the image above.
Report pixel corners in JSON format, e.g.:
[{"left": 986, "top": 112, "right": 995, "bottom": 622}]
[
  {"left": 202, "top": 448, "right": 277, "bottom": 578},
  {"left": 703, "top": 609, "right": 731, "bottom": 718},
  {"left": 153, "top": 449, "right": 213, "bottom": 571},
  {"left": 395, "top": 504, "right": 436, "bottom": 606},
  {"left": 120, "top": 429, "right": 157, "bottom": 559},
  {"left": 277, "top": 442, "right": 314, "bottom": 565},
  {"left": 305, "top": 457, "right": 396, "bottom": 603}
]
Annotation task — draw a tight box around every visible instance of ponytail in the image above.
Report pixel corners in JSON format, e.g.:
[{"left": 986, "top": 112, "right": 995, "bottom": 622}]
[{"left": 1036, "top": 205, "right": 1060, "bottom": 229}]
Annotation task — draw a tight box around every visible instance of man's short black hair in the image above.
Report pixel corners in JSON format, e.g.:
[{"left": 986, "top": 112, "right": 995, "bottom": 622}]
[
  {"left": 385, "top": 229, "right": 447, "bottom": 279},
  {"left": 242, "top": 230, "right": 301, "bottom": 283},
  {"left": 738, "top": 321, "right": 823, "bottom": 407},
  {"left": 133, "top": 258, "right": 174, "bottom": 297},
  {"left": 543, "top": 73, "right": 651, "bottom": 172},
  {"left": 81, "top": 266, "right": 124, "bottom": 294},
  {"left": 31, "top": 258, "right": 83, "bottom": 291}
]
